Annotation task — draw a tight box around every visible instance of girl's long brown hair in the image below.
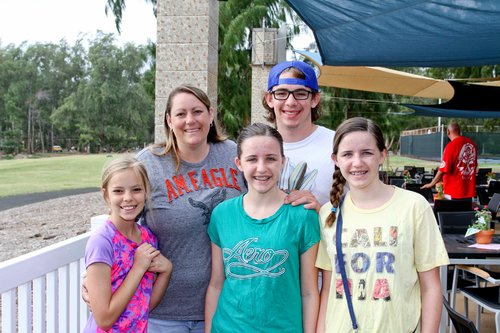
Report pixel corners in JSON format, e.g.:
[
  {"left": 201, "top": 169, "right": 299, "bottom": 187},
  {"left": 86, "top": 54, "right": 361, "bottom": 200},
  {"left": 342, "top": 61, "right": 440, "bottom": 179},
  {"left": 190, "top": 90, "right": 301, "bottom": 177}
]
[{"left": 325, "top": 117, "right": 386, "bottom": 227}]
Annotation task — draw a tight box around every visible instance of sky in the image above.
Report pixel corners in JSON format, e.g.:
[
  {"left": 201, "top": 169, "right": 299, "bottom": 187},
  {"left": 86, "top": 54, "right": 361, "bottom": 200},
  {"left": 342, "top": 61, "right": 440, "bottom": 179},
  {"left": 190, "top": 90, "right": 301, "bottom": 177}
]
[
  {"left": 0, "top": 0, "right": 315, "bottom": 62},
  {"left": 0, "top": 0, "right": 157, "bottom": 46}
]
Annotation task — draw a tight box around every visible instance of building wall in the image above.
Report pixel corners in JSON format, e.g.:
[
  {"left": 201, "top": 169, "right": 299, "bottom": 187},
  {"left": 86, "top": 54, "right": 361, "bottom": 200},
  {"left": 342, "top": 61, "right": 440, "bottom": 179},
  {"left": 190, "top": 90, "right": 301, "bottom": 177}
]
[
  {"left": 155, "top": 0, "right": 219, "bottom": 143},
  {"left": 250, "top": 27, "right": 286, "bottom": 125}
]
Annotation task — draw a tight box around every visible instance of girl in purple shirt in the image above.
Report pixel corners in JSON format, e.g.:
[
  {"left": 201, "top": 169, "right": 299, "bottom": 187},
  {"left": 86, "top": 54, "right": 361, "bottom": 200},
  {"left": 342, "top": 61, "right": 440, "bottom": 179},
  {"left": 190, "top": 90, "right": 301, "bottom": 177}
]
[{"left": 84, "top": 156, "right": 172, "bottom": 332}]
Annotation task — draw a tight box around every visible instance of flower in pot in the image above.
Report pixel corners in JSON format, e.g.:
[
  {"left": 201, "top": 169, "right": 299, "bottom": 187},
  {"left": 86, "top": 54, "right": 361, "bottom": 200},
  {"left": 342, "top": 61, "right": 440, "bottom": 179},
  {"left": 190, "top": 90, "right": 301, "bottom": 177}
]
[
  {"left": 486, "top": 172, "right": 496, "bottom": 183},
  {"left": 402, "top": 170, "right": 413, "bottom": 187},
  {"left": 465, "top": 206, "right": 494, "bottom": 244},
  {"left": 434, "top": 181, "right": 444, "bottom": 200}
]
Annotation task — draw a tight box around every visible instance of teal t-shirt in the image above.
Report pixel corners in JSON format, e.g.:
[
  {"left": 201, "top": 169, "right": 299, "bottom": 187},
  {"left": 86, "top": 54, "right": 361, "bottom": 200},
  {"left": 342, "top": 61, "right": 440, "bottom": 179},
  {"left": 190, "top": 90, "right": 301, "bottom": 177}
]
[{"left": 207, "top": 195, "right": 320, "bottom": 333}]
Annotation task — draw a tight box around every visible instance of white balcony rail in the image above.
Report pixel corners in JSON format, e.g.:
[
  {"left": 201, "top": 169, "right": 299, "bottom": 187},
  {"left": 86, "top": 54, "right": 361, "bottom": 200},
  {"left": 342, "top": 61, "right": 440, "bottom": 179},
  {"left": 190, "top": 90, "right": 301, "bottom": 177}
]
[{"left": 0, "top": 215, "right": 107, "bottom": 333}]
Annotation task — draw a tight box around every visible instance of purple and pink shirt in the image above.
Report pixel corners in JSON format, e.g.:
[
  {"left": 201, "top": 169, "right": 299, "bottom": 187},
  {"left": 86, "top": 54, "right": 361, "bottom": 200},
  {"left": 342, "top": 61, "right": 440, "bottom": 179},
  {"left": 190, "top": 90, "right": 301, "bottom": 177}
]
[{"left": 83, "top": 220, "right": 157, "bottom": 333}]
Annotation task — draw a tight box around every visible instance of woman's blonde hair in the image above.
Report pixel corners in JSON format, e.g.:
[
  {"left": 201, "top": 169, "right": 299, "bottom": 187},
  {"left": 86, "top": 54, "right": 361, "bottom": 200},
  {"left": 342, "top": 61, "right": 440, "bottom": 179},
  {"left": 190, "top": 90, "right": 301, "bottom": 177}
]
[{"left": 150, "top": 85, "right": 226, "bottom": 169}]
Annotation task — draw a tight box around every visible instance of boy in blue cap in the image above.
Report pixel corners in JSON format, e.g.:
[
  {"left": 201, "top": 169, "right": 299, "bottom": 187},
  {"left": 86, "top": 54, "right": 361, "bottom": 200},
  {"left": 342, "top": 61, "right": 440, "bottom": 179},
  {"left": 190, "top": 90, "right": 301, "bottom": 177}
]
[{"left": 262, "top": 60, "right": 335, "bottom": 206}]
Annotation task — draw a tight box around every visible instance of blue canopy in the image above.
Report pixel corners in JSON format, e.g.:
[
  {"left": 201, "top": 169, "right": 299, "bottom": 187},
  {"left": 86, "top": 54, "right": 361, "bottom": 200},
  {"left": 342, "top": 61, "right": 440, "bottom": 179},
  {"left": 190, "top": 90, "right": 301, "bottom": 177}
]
[
  {"left": 403, "top": 81, "right": 500, "bottom": 118},
  {"left": 402, "top": 104, "right": 500, "bottom": 118},
  {"left": 286, "top": 0, "right": 500, "bottom": 67}
]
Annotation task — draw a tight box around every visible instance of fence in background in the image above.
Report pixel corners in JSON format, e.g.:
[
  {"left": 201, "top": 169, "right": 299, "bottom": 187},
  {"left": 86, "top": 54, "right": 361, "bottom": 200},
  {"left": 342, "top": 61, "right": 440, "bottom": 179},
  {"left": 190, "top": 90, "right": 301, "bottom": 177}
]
[{"left": 400, "top": 131, "right": 500, "bottom": 160}]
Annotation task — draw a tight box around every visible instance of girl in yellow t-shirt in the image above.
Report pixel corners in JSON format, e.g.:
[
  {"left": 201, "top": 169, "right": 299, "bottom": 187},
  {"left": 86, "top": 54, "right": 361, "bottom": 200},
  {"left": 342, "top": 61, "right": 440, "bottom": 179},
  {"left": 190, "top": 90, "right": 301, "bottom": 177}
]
[{"left": 316, "top": 117, "right": 449, "bottom": 333}]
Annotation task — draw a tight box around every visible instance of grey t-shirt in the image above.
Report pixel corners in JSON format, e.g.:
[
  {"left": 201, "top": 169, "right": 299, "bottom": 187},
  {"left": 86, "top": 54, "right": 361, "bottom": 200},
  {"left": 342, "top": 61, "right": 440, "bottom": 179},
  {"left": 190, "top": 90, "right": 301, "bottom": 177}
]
[{"left": 136, "top": 140, "right": 245, "bottom": 320}]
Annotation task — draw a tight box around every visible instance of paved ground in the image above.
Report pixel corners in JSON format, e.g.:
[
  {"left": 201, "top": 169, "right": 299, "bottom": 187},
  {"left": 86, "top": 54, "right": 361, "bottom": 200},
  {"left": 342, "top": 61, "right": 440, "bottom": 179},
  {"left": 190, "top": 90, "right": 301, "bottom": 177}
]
[{"left": 0, "top": 187, "right": 99, "bottom": 211}]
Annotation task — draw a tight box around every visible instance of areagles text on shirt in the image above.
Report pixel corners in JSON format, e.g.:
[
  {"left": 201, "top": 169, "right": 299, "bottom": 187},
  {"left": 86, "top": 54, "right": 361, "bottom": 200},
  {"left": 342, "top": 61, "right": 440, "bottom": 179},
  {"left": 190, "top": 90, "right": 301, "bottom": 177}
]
[
  {"left": 334, "top": 226, "right": 397, "bottom": 302},
  {"left": 165, "top": 167, "right": 241, "bottom": 202}
]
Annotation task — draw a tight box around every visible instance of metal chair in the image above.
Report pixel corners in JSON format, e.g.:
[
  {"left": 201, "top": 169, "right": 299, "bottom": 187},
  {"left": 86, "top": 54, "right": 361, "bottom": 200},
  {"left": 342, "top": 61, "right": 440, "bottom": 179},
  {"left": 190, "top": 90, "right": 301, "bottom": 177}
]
[
  {"left": 450, "top": 265, "right": 500, "bottom": 333},
  {"left": 388, "top": 176, "right": 405, "bottom": 188},
  {"left": 443, "top": 296, "right": 479, "bottom": 333},
  {"left": 433, "top": 198, "right": 473, "bottom": 219},
  {"left": 421, "top": 173, "right": 434, "bottom": 184},
  {"left": 476, "top": 168, "right": 492, "bottom": 186},
  {"left": 403, "top": 165, "right": 416, "bottom": 178},
  {"left": 488, "top": 181, "right": 500, "bottom": 199},
  {"left": 488, "top": 193, "right": 500, "bottom": 221},
  {"left": 415, "top": 166, "right": 425, "bottom": 176},
  {"left": 437, "top": 211, "right": 478, "bottom": 304},
  {"left": 480, "top": 181, "right": 500, "bottom": 206},
  {"left": 437, "top": 211, "right": 476, "bottom": 235},
  {"left": 404, "top": 183, "right": 433, "bottom": 203}
]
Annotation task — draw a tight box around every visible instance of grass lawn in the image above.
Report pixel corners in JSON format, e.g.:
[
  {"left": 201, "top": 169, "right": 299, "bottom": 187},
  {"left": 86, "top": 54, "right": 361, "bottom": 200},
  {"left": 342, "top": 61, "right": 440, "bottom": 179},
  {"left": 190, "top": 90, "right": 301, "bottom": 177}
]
[
  {"left": 0, "top": 153, "right": 499, "bottom": 198},
  {"left": 0, "top": 154, "right": 117, "bottom": 197}
]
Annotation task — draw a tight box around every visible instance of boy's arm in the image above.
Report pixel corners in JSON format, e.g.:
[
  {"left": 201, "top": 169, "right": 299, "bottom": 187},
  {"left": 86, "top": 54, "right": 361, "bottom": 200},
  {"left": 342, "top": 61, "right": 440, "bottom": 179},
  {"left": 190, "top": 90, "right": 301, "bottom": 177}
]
[
  {"left": 316, "top": 269, "right": 331, "bottom": 333},
  {"left": 300, "top": 243, "right": 320, "bottom": 333},
  {"left": 284, "top": 190, "right": 321, "bottom": 212},
  {"left": 204, "top": 243, "right": 225, "bottom": 333}
]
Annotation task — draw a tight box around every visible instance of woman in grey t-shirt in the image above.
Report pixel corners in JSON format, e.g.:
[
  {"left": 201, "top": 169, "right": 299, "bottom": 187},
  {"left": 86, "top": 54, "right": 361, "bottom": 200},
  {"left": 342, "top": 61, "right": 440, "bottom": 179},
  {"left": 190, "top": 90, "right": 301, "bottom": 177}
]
[{"left": 137, "top": 85, "right": 246, "bottom": 333}]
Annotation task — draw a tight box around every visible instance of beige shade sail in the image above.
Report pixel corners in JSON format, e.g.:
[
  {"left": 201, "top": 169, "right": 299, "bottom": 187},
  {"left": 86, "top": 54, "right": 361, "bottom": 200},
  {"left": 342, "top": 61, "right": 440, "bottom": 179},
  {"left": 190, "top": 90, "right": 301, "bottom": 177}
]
[
  {"left": 317, "top": 66, "right": 454, "bottom": 100},
  {"left": 297, "top": 50, "right": 500, "bottom": 101},
  {"left": 295, "top": 50, "right": 454, "bottom": 100},
  {"left": 473, "top": 80, "right": 500, "bottom": 87}
]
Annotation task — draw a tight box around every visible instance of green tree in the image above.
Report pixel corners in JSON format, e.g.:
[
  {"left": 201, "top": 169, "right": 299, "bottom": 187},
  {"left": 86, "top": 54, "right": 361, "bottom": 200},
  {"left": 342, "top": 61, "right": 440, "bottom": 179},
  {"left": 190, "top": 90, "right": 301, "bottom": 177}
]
[
  {"left": 0, "top": 45, "right": 28, "bottom": 153},
  {"left": 24, "top": 42, "right": 86, "bottom": 152},
  {"left": 218, "top": 0, "right": 302, "bottom": 137},
  {"left": 103, "top": 0, "right": 303, "bottom": 138},
  {"left": 0, "top": 42, "right": 87, "bottom": 153},
  {"left": 102, "top": 0, "right": 500, "bottom": 148},
  {"left": 51, "top": 33, "right": 153, "bottom": 151}
]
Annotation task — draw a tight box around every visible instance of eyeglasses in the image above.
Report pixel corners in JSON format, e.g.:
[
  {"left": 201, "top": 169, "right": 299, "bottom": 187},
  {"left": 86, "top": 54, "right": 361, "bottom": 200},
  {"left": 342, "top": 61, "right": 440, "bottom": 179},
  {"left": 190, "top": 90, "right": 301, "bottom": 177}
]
[{"left": 270, "top": 89, "right": 312, "bottom": 100}]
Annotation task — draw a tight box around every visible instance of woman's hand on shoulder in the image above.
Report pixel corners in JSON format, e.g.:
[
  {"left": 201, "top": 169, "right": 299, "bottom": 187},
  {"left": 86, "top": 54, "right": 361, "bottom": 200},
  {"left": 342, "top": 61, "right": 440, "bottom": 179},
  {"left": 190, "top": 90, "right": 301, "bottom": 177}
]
[{"left": 284, "top": 190, "right": 321, "bottom": 212}]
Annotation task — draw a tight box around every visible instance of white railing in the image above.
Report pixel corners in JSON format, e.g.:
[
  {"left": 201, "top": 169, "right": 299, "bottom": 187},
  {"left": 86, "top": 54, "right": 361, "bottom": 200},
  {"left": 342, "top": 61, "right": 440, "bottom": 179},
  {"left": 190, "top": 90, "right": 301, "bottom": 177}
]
[{"left": 0, "top": 215, "right": 107, "bottom": 333}]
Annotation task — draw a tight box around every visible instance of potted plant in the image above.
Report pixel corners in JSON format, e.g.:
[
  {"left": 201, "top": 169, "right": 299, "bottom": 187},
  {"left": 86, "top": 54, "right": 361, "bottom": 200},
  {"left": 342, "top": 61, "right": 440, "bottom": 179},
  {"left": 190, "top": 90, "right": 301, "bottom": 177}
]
[
  {"left": 486, "top": 172, "right": 496, "bottom": 184},
  {"left": 434, "top": 181, "right": 444, "bottom": 200},
  {"left": 465, "top": 206, "right": 495, "bottom": 244},
  {"left": 402, "top": 169, "right": 413, "bottom": 187}
]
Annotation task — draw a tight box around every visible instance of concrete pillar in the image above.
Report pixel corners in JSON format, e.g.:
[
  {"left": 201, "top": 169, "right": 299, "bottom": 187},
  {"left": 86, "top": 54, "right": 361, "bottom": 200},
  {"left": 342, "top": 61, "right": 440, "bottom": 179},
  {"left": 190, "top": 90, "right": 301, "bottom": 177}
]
[
  {"left": 250, "top": 26, "right": 286, "bottom": 125},
  {"left": 155, "top": 0, "right": 219, "bottom": 143},
  {"left": 251, "top": 66, "right": 271, "bottom": 125}
]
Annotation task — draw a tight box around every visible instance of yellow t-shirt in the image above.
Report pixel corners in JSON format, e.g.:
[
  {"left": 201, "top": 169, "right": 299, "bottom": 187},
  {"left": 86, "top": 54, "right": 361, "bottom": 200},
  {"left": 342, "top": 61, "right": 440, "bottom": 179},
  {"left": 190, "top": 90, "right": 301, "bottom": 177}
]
[{"left": 316, "top": 187, "right": 449, "bottom": 333}]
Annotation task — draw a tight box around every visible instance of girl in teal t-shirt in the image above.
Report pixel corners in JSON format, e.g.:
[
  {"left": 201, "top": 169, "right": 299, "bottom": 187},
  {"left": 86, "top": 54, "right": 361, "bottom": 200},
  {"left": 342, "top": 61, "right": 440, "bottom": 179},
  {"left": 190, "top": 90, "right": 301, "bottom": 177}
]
[{"left": 205, "top": 123, "right": 320, "bottom": 333}]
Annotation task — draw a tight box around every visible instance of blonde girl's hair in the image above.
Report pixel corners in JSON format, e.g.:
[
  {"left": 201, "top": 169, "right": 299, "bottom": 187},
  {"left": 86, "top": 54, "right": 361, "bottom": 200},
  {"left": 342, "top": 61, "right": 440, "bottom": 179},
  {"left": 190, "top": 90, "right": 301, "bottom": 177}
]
[
  {"left": 101, "top": 155, "right": 151, "bottom": 207},
  {"left": 326, "top": 117, "right": 386, "bottom": 227},
  {"left": 150, "top": 85, "right": 227, "bottom": 169}
]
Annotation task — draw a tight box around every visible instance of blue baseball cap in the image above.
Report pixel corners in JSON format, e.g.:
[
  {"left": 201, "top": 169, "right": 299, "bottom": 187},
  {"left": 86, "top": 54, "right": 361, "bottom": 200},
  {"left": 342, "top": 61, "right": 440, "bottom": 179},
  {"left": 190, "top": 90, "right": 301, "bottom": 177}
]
[{"left": 267, "top": 61, "right": 319, "bottom": 92}]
